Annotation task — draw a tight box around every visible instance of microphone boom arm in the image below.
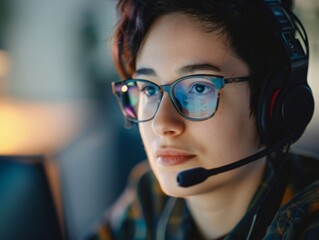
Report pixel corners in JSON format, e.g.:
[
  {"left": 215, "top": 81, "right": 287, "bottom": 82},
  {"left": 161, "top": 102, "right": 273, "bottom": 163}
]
[{"left": 177, "top": 135, "right": 291, "bottom": 187}]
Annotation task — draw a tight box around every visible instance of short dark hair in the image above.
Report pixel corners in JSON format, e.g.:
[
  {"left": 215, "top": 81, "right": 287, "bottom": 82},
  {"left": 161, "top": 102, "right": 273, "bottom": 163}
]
[{"left": 111, "top": 0, "right": 290, "bottom": 138}]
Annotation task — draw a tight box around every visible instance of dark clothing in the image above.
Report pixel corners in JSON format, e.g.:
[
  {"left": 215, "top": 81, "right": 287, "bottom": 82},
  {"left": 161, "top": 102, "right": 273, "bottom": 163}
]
[{"left": 87, "top": 153, "right": 319, "bottom": 239}]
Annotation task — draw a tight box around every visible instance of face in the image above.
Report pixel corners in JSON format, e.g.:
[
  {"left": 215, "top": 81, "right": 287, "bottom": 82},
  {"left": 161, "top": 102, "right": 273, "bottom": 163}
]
[{"left": 135, "top": 13, "right": 262, "bottom": 197}]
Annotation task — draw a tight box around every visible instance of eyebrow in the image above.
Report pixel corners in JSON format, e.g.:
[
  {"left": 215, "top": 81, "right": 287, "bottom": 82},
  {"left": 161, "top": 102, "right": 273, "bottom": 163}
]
[
  {"left": 178, "top": 63, "right": 222, "bottom": 75},
  {"left": 134, "top": 63, "right": 222, "bottom": 77},
  {"left": 134, "top": 68, "right": 156, "bottom": 76}
]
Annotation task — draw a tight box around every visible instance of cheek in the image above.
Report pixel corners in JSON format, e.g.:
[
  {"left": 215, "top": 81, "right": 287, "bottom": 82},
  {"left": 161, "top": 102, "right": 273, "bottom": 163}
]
[
  {"left": 139, "top": 123, "right": 159, "bottom": 179},
  {"left": 138, "top": 122, "right": 154, "bottom": 156},
  {"left": 190, "top": 104, "right": 258, "bottom": 166},
  {"left": 213, "top": 114, "right": 258, "bottom": 162},
  {"left": 217, "top": 86, "right": 257, "bottom": 145},
  {"left": 216, "top": 114, "right": 256, "bottom": 146}
]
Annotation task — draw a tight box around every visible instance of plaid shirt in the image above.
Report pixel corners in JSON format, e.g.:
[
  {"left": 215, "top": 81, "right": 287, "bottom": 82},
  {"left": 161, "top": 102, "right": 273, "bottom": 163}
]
[{"left": 86, "top": 153, "right": 319, "bottom": 240}]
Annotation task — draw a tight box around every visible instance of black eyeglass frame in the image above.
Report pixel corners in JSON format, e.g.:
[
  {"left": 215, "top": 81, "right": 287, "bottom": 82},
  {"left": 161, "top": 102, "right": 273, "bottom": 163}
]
[{"left": 112, "top": 74, "right": 250, "bottom": 123}]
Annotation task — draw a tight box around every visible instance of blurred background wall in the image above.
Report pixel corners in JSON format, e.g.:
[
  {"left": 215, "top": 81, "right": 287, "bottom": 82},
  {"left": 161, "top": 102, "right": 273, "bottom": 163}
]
[
  {"left": 0, "top": 0, "right": 146, "bottom": 239},
  {"left": 293, "top": 0, "right": 319, "bottom": 157},
  {"left": 0, "top": 0, "right": 318, "bottom": 239}
]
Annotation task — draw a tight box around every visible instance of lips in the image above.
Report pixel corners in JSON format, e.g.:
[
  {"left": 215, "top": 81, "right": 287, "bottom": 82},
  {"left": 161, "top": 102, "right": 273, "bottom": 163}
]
[{"left": 155, "top": 148, "right": 196, "bottom": 166}]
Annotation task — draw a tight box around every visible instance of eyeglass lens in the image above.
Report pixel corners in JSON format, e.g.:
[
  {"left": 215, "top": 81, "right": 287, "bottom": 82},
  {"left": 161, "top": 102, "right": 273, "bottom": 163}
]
[{"left": 118, "top": 76, "right": 220, "bottom": 122}]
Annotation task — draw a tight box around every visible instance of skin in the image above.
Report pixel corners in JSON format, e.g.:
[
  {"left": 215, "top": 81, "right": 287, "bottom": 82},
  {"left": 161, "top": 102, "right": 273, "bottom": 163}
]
[{"left": 135, "top": 13, "right": 266, "bottom": 239}]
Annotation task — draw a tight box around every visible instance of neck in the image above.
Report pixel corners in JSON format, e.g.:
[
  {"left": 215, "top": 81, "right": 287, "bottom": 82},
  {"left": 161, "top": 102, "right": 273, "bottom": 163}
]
[{"left": 185, "top": 157, "right": 266, "bottom": 239}]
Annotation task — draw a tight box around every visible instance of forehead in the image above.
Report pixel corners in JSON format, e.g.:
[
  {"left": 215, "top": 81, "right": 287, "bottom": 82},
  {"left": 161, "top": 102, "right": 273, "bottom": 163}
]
[{"left": 135, "top": 13, "right": 248, "bottom": 78}]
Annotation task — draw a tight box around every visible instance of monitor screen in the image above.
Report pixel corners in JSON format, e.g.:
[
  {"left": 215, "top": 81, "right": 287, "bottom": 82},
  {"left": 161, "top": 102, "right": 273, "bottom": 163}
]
[{"left": 0, "top": 155, "right": 63, "bottom": 240}]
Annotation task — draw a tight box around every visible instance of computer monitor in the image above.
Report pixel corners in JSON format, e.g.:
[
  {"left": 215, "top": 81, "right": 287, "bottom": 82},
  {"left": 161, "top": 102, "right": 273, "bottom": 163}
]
[{"left": 0, "top": 155, "right": 63, "bottom": 240}]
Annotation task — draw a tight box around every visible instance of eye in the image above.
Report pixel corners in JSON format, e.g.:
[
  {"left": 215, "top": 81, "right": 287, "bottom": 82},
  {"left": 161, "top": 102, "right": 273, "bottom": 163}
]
[
  {"left": 142, "top": 85, "right": 159, "bottom": 97},
  {"left": 190, "top": 83, "right": 213, "bottom": 94}
]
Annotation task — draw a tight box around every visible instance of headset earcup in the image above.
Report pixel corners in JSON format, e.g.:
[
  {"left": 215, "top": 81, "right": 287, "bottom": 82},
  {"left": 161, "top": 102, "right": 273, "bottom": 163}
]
[
  {"left": 257, "top": 69, "right": 315, "bottom": 145},
  {"left": 257, "top": 70, "right": 284, "bottom": 144},
  {"left": 272, "top": 85, "right": 314, "bottom": 142}
]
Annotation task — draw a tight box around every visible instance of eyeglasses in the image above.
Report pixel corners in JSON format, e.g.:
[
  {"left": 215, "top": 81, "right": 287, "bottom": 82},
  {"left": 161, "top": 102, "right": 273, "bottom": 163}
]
[{"left": 112, "top": 74, "right": 250, "bottom": 123}]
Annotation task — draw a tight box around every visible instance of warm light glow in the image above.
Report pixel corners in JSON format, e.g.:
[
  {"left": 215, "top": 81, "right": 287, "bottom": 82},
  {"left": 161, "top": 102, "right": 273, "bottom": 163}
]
[
  {"left": 121, "top": 85, "right": 128, "bottom": 93},
  {"left": 0, "top": 100, "right": 92, "bottom": 155}
]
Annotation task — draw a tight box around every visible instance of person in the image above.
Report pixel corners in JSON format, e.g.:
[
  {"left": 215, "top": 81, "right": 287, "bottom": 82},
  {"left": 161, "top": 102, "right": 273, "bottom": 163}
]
[{"left": 87, "top": 0, "right": 319, "bottom": 239}]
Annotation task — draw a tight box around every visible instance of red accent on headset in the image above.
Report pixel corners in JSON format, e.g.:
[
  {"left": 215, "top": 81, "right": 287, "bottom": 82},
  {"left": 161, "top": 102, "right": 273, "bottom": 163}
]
[{"left": 270, "top": 88, "right": 281, "bottom": 120}]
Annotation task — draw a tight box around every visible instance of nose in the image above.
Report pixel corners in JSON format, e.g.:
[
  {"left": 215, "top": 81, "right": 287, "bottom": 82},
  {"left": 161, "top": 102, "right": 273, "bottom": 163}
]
[{"left": 151, "top": 93, "right": 185, "bottom": 137}]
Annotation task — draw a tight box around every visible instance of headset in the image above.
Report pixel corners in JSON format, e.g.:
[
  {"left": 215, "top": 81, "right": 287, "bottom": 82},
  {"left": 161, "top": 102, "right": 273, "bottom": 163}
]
[
  {"left": 245, "top": 1, "right": 315, "bottom": 238},
  {"left": 257, "top": 0, "right": 314, "bottom": 145}
]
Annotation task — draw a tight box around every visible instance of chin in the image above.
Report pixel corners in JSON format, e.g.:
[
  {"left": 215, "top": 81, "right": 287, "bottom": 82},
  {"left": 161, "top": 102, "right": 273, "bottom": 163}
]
[{"left": 156, "top": 171, "right": 187, "bottom": 197}]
